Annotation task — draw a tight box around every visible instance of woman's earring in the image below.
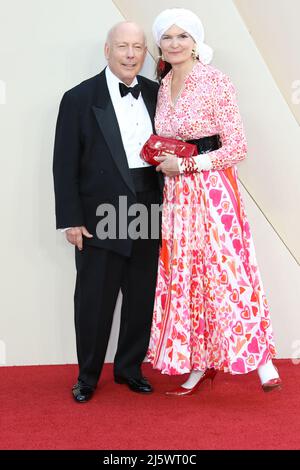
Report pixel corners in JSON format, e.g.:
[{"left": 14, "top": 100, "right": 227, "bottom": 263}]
[
  {"left": 158, "top": 55, "right": 166, "bottom": 73},
  {"left": 192, "top": 49, "right": 198, "bottom": 61}
]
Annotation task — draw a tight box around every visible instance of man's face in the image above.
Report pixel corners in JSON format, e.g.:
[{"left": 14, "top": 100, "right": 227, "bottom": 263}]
[{"left": 105, "top": 23, "right": 147, "bottom": 85}]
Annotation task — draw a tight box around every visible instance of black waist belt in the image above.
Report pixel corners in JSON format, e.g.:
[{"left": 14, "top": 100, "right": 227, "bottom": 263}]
[
  {"left": 130, "top": 166, "right": 159, "bottom": 193},
  {"left": 186, "top": 134, "right": 222, "bottom": 154}
]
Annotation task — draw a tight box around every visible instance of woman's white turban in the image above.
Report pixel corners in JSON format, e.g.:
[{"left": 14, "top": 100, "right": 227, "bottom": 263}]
[{"left": 152, "top": 8, "right": 213, "bottom": 65}]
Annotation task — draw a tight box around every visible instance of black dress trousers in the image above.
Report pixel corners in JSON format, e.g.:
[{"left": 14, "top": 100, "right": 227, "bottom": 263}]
[{"left": 74, "top": 184, "right": 161, "bottom": 388}]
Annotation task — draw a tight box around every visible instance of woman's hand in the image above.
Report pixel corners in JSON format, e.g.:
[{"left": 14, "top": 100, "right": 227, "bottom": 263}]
[{"left": 154, "top": 153, "right": 180, "bottom": 177}]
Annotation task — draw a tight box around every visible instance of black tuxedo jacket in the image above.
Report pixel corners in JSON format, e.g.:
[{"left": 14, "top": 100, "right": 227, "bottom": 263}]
[{"left": 53, "top": 69, "right": 163, "bottom": 256}]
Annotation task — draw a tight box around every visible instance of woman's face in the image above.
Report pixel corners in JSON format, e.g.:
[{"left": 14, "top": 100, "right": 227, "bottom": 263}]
[{"left": 159, "top": 24, "right": 196, "bottom": 66}]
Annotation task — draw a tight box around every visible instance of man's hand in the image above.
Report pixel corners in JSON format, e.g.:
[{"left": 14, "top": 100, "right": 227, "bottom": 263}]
[
  {"left": 155, "top": 153, "right": 180, "bottom": 177},
  {"left": 66, "top": 226, "right": 93, "bottom": 251}
]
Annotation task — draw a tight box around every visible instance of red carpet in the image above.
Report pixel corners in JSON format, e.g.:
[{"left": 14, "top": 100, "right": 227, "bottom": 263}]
[{"left": 0, "top": 359, "right": 299, "bottom": 450}]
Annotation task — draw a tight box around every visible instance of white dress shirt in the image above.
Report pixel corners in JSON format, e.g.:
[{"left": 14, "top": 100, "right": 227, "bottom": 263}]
[{"left": 105, "top": 66, "right": 153, "bottom": 169}]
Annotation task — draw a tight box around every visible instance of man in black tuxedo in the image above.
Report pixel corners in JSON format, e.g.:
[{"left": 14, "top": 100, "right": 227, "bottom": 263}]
[{"left": 53, "top": 22, "right": 163, "bottom": 402}]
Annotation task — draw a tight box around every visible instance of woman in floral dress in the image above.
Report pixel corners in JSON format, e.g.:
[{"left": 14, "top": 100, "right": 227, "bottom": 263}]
[{"left": 147, "top": 8, "right": 282, "bottom": 395}]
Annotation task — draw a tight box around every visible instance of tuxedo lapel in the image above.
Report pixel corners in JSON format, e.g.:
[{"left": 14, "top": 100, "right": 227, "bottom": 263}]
[{"left": 92, "top": 70, "right": 136, "bottom": 196}]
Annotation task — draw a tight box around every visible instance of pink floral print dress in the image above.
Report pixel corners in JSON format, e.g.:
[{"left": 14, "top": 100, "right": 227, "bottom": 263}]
[{"left": 147, "top": 61, "right": 276, "bottom": 375}]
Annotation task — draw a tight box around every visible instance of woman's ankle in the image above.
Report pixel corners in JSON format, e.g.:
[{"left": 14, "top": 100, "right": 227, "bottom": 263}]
[
  {"left": 257, "top": 360, "right": 279, "bottom": 384},
  {"left": 182, "top": 370, "right": 204, "bottom": 389}
]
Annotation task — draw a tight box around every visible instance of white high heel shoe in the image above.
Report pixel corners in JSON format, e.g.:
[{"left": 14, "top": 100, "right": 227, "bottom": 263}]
[{"left": 258, "top": 361, "right": 282, "bottom": 393}]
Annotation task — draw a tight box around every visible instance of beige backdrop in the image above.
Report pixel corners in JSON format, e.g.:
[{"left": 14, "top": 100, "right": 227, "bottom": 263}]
[{"left": 0, "top": 0, "right": 299, "bottom": 367}]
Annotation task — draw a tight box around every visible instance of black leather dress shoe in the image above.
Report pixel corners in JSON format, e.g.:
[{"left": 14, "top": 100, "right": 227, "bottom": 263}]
[
  {"left": 114, "top": 375, "right": 153, "bottom": 394},
  {"left": 72, "top": 381, "right": 94, "bottom": 403}
]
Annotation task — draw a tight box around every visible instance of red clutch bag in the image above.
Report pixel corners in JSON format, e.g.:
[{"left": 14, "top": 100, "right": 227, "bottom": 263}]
[{"left": 140, "top": 134, "right": 198, "bottom": 166}]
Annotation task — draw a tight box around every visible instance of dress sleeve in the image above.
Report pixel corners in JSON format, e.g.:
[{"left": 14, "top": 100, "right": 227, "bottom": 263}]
[
  {"left": 53, "top": 91, "right": 84, "bottom": 229},
  {"left": 208, "top": 73, "right": 247, "bottom": 170},
  {"left": 178, "top": 154, "right": 212, "bottom": 174}
]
